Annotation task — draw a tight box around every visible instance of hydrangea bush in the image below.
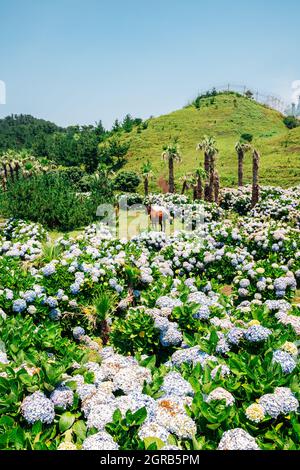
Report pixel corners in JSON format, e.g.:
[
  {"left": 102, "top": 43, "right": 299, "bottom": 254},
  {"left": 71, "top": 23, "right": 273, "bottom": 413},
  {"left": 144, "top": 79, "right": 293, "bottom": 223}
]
[{"left": 0, "top": 187, "right": 299, "bottom": 450}]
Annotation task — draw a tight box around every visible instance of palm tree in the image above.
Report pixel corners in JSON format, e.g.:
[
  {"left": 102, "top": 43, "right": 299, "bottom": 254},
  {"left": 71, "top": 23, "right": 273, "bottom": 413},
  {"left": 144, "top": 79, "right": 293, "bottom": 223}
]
[
  {"left": 196, "top": 136, "right": 218, "bottom": 201},
  {"left": 140, "top": 160, "right": 153, "bottom": 196},
  {"left": 235, "top": 141, "right": 251, "bottom": 187},
  {"left": 0, "top": 150, "right": 56, "bottom": 189},
  {"left": 161, "top": 141, "right": 182, "bottom": 193},
  {"left": 94, "top": 291, "right": 117, "bottom": 345},
  {"left": 194, "top": 167, "right": 206, "bottom": 200},
  {"left": 180, "top": 173, "right": 194, "bottom": 195},
  {"left": 97, "top": 163, "right": 115, "bottom": 179},
  {"left": 251, "top": 149, "right": 260, "bottom": 207}
]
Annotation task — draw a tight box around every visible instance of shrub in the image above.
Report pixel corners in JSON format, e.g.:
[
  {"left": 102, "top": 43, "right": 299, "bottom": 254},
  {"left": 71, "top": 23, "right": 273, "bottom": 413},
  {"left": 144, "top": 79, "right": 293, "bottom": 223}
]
[
  {"left": 283, "top": 116, "right": 300, "bottom": 129},
  {"left": 240, "top": 133, "right": 253, "bottom": 143},
  {"left": 110, "top": 309, "right": 160, "bottom": 355},
  {"left": 1, "top": 173, "right": 91, "bottom": 231},
  {"left": 77, "top": 174, "right": 94, "bottom": 192},
  {"left": 1, "top": 171, "right": 115, "bottom": 231},
  {"left": 52, "top": 167, "right": 85, "bottom": 187},
  {"left": 114, "top": 171, "right": 141, "bottom": 192}
]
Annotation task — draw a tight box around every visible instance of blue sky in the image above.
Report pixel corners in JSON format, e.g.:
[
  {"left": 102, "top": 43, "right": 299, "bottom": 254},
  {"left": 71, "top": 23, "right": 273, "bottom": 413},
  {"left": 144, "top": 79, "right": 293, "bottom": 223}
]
[{"left": 0, "top": 0, "right": 299, "bottom": 128}]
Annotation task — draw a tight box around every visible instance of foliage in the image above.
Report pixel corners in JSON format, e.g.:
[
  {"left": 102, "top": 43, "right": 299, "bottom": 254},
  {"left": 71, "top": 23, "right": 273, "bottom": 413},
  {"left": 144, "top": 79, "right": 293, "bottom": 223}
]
[
  {"left": 111, "top": 93, "right": 299, "bottom": 189},
  {"left": 1, "top": 174, "right": 92, "bottom": 231},
  {"left": 105, "top": 408, "right": 147, "bottom": 450},
  {"left": 113, "top": 171, "right": 141, "bottom": 192},
  {"left": 283, "top": 116, "right": 300, "bottom": 130},
  {"left": 98, "top": 137, "right": 130, "bottom": 171},
  {"left": 110, "top": 309, "right": 160, "bottom": 355}
]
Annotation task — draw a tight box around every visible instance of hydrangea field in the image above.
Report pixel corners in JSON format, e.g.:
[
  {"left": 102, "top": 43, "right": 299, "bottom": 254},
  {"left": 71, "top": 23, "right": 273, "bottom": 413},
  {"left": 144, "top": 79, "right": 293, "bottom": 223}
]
[{"left": 0, "top": 186, "right": 300, "bottom": 451}]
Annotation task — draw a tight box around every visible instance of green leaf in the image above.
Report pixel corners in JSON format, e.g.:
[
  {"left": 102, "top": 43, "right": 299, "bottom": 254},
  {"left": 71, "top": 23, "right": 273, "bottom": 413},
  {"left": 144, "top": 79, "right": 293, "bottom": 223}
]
[
  {"left": 132, "top": 407, "right": 147, "bottom": 425},
  {"left": 144, "top": 437, "right": 165, "bottom": 450},
  {"left": 0, "top": 416, "right": 14, "bottom": 428},
  {"left": 73, "top": 420, "right": 87, "bottom": 441},
  {"left": 113, "top": 408, "right": 122, "bottom": 423},
  {"left": 206, "top": 423, "right": 221, "bottom": 430},
  {"left": 59, "top": 412, "right": 75, "bottom": 433}
]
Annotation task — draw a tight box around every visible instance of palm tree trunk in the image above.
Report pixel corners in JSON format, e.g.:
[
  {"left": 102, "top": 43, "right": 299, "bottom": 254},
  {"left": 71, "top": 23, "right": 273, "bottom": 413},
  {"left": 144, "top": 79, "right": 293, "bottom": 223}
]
[
  {"left": 204, "top": 152, "right": 210, "bottom": 174},
  {"left": 196, "top": 176, "right": 203, "bottom": 200},
  {"left": 181, "top": 180, "right": 187, "bottom": 194},
  {"left": 168, "top": 158, "right": 174, "bottom": 193},
  {"left": 204, "top": 152, "right": 211, "bottom": 201},
  {"left": 208, "top": 155, "right": 215, "bottom": 202},
  {"left": 214, "top": 170, "right": 220, "bottom": 204},
  {"left": 15, "top": 162, "right": 20, "bottom": 180},
  {"left": 8, "top": 163, "right": 15, "bottom": 182},
  {"left": 144, "top": 177, "right": 149, "bottom": 196},
  {"left": 100, "top": 320, "right": 110, "bottom": 345},
  {"left": 238, "top": 150, "right": 244, "bottom": 187},
  {"left": 251, "top": 150, "right": 260, "bottom": 207},
  {"left": 2, "top": 163, "right": 8, "bottom": 180},
  {"left": 193, "top": 185, "right": 197, "bottom": 200}
]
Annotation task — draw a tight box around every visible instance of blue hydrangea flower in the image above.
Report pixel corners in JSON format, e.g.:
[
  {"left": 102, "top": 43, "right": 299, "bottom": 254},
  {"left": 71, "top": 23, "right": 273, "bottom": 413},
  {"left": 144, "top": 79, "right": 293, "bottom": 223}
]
[
  {"left": 50, "top": 385, "right": 74, "bottom": 409},
  {"left": 49, "top": 308, "right": 61, "bottom": 321},
  {"left": 22, "top": 290, "right": 36, "bottom": 302},
  {"left": 46, "top": 296, "right": 58, "bottom": 308},
  {"left": 272, "top": 350, "right": 296, "bottom": 374},
  {"left": 258, "top": 394, "right": 282, "bottom": 418},
  {"left": 42, "top": 263, "right": 56, "bottom": 276},
  {"left": 13, "top": 299, "right": 27, "bottom": 313},
  {"left": 21, "top": 391, "right": 55, "bottom": 424},
  {"left": 244, "top": 325, "right": 272, "bottom": 343},
  {"left": 70, "top": 283, "right": 81, "bottom": 295},
  {"left": 227, "top": 328, "right": 244, "bottom": 346},
  {"left": 73, "top": 326, "right": 85, "bottom": 340}
]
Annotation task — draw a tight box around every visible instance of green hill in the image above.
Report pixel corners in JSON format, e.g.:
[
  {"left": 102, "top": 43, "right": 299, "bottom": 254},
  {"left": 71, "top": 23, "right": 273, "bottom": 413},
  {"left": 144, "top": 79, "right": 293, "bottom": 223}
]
[{"left": 118, "top": 93, "right": 300, "bottom": 189}]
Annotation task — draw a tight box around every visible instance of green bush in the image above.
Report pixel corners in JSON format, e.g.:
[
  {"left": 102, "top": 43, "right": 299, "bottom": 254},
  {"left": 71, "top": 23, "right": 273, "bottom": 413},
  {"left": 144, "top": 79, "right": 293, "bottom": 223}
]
[
  {"left": 113, "top": 171, "right": 141, "bottom": 192},
  {"left": 52, "top": 166, "right": 85, "bottom": 187},
  {"left": 0, "top": 173, "right": 113, "bottom": 231},
  {"left": 110, "top": 309, "right": 160, "bottom": 355},
  {"left": 77, "top": 174, "right": 93, "bottom": 192},
  {"left": 240, "top": 133, "right": 253, "bottom": 143},
  {"left": 283, "top": 116, "right": 300, "bottom": 130}
]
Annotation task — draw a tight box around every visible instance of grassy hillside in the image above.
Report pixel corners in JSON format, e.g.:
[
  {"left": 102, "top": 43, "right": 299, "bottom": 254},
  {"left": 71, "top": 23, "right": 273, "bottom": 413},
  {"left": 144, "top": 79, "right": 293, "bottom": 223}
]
[{"left": 118, "top": 93, "right": 300, "bottom": 189}]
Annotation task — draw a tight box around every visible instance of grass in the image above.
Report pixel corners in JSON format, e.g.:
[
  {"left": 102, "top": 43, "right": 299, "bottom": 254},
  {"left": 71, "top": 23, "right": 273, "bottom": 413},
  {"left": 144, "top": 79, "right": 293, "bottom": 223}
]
[
  {"left": 116, "top": 93, "right": 300, "bottom": 190},
  {"left": 48, "top": 229, "right": 83, "bottom": 241}
]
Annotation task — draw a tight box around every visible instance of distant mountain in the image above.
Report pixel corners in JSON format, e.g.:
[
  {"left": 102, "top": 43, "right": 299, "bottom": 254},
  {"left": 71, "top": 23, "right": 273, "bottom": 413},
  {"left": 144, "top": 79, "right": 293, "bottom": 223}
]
[{"left": 0, "top": 114, "right": 63, "bottom": 153}]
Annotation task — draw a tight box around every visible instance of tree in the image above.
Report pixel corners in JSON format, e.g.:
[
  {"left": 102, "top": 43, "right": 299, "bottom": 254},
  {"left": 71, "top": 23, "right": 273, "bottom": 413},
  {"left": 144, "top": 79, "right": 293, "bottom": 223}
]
[
  {"left": 245, "top": 90, "right": 254, "bottom": 99},
  {"left": 161, "top": 141, "right": 182, "bottom": 193},
  {"left": 0, "top": 114, "right": 62, "bottom": 153},
  {"left": 140, "top": 160, "right": 153, "bottom": 196},
  {"left": 77, "top": 130, "right": 99, "bottom": 173},
  {"left": 196, "top": 136, "right": 218, "bottom": 201},
  {"left": 193, "top": 167, "right": 206, "bottom": 200},
  {"left": 114, "top": 171, "right": 140, "bottom": 192},
  {"left": 0, "top": 149, "right": 55, "bottom": 191},
  {"left": 98, "top": 137, "right": 130, "bottom": 171},
  {"left": 112, "top": 119, "right": 121, "bottom": 132},
  {"left": 180, "top": 173, "right": 194, "bottom": 195},
  {"left": 122, "top": 114, "right": 134, "bottom": 133},
  {"left": 251, "top": 149, "right": 260, "bottom": 207},
  {"left": 235, "top": 140, "right": 251, "bottom": 187}
]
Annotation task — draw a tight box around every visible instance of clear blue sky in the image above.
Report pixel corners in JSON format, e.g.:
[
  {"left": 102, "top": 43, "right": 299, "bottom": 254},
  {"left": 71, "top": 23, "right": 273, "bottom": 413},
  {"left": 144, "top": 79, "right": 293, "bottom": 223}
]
[{"left": 0, "top": 0, "right": 299, "bottom": 128}]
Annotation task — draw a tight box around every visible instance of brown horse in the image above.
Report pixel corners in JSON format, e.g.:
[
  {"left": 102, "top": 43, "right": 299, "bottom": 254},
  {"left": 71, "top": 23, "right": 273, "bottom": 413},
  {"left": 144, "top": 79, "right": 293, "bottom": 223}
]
[{"left": 146, "top": 204, "right": 170, "bottom": 231}]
